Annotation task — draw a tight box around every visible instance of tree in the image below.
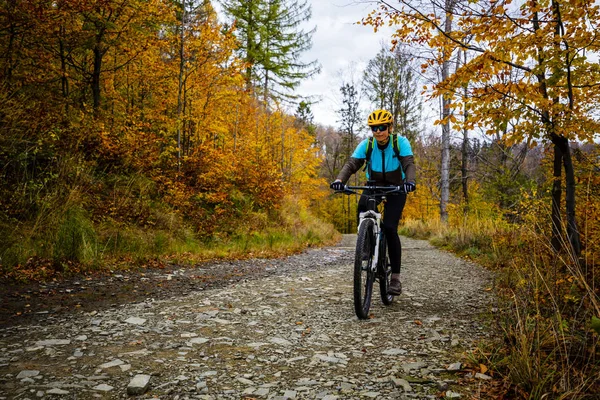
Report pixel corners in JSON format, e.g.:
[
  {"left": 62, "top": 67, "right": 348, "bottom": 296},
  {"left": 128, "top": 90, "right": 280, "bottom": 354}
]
[
  {"left": 336, "top": 79, "right": 363, "bottom": 233},
  {"left": 362, "top": 44, "right": 421, "bottom": 141},
  {"left": 221, "top": 0, "right": 320, "bottom": 103},
  {"left": 363, "top": 0, "right": 600, "bottom": 256},
  {"left": 294, "top": 100, "right": 316, "bottom": 137}
]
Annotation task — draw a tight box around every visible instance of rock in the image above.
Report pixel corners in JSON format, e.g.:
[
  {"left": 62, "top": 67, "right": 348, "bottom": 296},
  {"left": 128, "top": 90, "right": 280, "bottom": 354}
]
[
  {"left": 35, "top": 339, "right": 71, "bottom": 346},
  {"left": 270, "top": 337, "right": 292, "bottom": 346},
  {"left": 47, "top": 388, "right": 70, "bottom": 395},
  {"left": 189, "top": 338, "right": 209, "bottom": 345},
  {"left": 475, "top": 373, "right": 492, "bottom": 380},
  {"left": 93, "top": 384, "right": 114, "bottom": 391},
  {"left": 391, "top": 377, "right": 412, "bottom": 392},
  {"left": 237, "top": 377, "right": 255, "bottom": 385},
  {"left": 124, "top": 317, "right": 147, "bottom": 325},
  {"left": 99, "top": 359, "right": 125, "bottom": 369},
  {"left": 17, "top": 370, "right": 40, "bottom": 379},
  {"left": 446, "top": 390, "right": 462, "bottom": 398},
  {"left": 402, "top": 361, "right": 427, "bottom": 372},
  {"left": 382, "top": 348, "right": 407, "bottom": 356},
  {"left": 254, "top": 388, "right": 269, "bottom": 397},
  {"left": 362, "top": 392, "right": 380, "bottom": 398},
  {"left": 447, "top": 362, "right": 462, "bottom": 371},
  {"left": 127, "top": 374, "right": 152, "bottom": 396}
]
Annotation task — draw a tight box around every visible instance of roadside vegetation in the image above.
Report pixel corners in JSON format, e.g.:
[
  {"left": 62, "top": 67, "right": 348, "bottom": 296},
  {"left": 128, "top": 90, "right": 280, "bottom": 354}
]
[{"left": 397, "top": 153, "right": 600, "bottom": 398}]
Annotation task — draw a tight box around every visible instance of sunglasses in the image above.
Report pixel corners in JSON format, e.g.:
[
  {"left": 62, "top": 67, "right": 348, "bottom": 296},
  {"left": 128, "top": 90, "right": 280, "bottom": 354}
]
[{"left": 371, "top": 125, "right": 388, "bottom": 132}]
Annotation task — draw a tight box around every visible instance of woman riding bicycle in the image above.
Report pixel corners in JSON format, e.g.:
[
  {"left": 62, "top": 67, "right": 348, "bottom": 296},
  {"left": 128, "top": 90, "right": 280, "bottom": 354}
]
[{"left": 330, "top": 109, "right": 416, "bottom": 296}]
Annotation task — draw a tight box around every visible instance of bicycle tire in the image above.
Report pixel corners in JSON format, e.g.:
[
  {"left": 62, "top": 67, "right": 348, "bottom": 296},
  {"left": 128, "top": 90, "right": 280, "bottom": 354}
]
[
  {"left": 378, "top": 233, "right": 395, "bottom": 305},
  {"left": 354, "top": 218, "right": 376, "bottom": 319}
]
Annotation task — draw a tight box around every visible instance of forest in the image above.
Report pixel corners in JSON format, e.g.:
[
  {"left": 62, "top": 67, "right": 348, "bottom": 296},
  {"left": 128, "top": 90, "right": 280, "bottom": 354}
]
[{"left": 0, "top": 0, "right": 599, "bottom": 398}]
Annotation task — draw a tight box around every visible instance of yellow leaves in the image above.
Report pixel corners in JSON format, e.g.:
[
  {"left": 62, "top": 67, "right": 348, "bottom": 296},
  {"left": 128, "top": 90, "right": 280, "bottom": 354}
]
[
  {"left": 363, "top": 0, "right": 600, "bottom": 146},
  {"left": 480, "top": 364, "right": 488, "bottom": 374}
]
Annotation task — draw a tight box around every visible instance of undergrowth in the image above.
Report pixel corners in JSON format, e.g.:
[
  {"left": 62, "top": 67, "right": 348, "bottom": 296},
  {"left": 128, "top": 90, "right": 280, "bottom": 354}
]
[
  {"left": 400, "top": 204, "right": 600, "bottom": 399},
  {"left": 0, "top": 192, "right": 339, "bottom": 283}
]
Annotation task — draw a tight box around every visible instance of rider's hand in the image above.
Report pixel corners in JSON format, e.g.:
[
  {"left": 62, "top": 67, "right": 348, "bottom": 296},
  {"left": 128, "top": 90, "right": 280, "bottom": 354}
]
[
  {"left": 403, "top": 181, "right": 416, "bottom": 193},
  {"left": 330, "top": 180, "right": 345, "bottom": 191}
]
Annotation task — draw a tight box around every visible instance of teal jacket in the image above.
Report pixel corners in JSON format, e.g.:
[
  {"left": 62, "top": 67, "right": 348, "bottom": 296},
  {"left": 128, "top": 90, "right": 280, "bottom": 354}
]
[{"left": 337, "top": 135, "right": 416, "bottom": 185}]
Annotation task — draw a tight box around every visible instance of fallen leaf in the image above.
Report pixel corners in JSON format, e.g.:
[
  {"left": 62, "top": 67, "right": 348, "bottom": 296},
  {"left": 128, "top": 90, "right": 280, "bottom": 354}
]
[{"left": 480, "top": 363, "right": 488, "bottom": 374}]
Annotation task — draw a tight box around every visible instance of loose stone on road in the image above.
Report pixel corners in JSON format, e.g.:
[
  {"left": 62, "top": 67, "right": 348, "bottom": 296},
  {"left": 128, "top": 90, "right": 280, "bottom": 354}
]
[{"left": 0, "top": 235, "right": 494, "bottom": 399}]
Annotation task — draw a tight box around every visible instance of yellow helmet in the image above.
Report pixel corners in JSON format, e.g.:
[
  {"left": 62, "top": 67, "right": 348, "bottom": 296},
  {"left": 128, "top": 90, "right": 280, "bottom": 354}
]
[{"left": 367, "top": 109, "right": 393, "bottom": 126}]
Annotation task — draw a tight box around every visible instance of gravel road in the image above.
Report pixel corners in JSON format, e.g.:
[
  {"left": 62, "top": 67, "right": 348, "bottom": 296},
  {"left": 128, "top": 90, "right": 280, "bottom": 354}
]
[{"left": 0, "top": 235, "right": 494, "bottom": 399}]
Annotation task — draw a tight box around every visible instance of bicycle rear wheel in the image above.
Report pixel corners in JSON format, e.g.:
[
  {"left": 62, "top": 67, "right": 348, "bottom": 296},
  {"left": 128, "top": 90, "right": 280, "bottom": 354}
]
[
  {"left": 378, "top": 234, "right": 395, "bottom": 305},
  {"left": 354, "top": 218, "right": 376, "bottom": 319}
]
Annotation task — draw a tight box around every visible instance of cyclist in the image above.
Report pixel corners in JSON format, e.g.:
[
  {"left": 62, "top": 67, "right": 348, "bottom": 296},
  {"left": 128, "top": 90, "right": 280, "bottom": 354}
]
[{"left": 330, "top": 109, "right": 416, "bottom": 295}]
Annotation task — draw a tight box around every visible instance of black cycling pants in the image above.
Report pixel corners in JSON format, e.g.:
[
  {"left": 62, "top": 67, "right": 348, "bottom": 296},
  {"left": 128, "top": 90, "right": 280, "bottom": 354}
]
[{"left": 357, "top": 192, "right": 407, "bottom": 274}]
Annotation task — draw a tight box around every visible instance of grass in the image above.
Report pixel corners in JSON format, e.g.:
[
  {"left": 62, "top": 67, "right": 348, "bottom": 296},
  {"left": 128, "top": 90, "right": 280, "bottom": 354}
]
[
  {"left": 400, "top": 213, "right": 600, "bottom": 399},
  {"left": 0, "top": 194, "right": 340, "bottom": 282}
]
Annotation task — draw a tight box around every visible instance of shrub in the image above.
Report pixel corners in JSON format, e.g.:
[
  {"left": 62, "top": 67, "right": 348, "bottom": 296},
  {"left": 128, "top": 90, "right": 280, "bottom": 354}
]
[{"left": 53, "top": 207, "right": 97, "bottom": 263}]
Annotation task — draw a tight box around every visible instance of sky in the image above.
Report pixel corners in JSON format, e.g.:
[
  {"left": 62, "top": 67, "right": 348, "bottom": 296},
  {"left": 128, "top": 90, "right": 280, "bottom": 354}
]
[
  {"left": 292, "top": 0, "right": 399, "bottom": 127},
  {"left": 214, "top": 0, "right": 418, "bottom": 128}
]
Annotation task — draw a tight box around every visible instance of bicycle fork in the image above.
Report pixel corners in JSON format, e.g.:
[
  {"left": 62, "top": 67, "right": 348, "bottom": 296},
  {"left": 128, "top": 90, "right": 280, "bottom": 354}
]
[{"left": 358, "top": 210, "right": 382, "bottom": 273}]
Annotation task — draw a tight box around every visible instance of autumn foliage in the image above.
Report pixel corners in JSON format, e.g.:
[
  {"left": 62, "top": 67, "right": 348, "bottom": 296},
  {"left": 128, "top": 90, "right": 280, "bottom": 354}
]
[{"left": 0, "top": 0, "right": 334, "bottom": 274}]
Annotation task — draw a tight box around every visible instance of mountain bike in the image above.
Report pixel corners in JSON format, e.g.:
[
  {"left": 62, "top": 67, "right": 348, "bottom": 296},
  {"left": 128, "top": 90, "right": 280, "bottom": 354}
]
[{"left": 335, "top": 185, "right": 405, "bottom": 319}]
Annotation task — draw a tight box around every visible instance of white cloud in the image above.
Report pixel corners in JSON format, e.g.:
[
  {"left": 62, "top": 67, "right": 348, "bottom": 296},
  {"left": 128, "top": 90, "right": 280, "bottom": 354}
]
[
  {"left": 296, "top": 0, "right": 398, "bottom": 126},
  {"left": 214, "top": 0, "right": 401, "bottom": 127}
]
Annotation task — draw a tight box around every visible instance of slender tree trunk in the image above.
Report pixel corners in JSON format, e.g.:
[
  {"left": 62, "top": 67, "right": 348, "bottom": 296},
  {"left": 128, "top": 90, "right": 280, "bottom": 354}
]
[
  {"left": 234, "top": 103, "right": 239, "bottom": 152},
  {"left": 551, "top": 141, "right": 563, "bottom": 252},
  {"left": 552, "top": 134, "right": 581, "bottom": 256},
  {"left": 245, "top": 3, "right": 255, "bottom": 91},
  {"left": 460, "top": 50, "right": 469, "bottom": 211},
  {"left": 461, "top": 110, "right": 468, "bottom": 211},
  {"left": 92, "top": 44, "right": 103, "bottom": 117},
  {"left": 440, "top": 0, "right": 453, "bottom": 223},
  {"left": 59, "top": 26, "right": 70, "bottom": 116},
  {"left": 551, "top": 0, "right": 581, "bottom": 258},
  {"left": 176, "top": 0, "right": 186, "bottom": 172}
]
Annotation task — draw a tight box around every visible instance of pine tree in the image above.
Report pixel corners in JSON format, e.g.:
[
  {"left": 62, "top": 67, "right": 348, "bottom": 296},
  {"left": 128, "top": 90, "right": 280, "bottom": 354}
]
[
  {"left": 221, "top": 0, "right": 320, "bottom": 103},
  {"left": 294, "top": 100, "right": 316, "bottom": 137}
]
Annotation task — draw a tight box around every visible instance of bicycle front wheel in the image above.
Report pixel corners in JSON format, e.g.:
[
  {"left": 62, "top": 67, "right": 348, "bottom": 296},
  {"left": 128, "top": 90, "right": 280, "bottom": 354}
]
[{"left": 354, "top": 218, "right": 376, "bottom": 319}]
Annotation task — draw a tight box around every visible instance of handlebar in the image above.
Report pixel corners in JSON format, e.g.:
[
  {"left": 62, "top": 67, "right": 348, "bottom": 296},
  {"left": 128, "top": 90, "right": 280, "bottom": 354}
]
[{"left": 334, "top": 185, "right": 406, "bottom": 195}]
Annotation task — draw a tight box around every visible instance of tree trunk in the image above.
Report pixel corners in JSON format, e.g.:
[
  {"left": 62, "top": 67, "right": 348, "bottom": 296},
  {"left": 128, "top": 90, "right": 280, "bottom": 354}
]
[
  {"left": 92, "top": 44, "right": 102, "bottom": 116},
  {"left": 176, "top": 0, "right": 186, "bottom": 172},
  {"left": 461, "top": 114, "right": 468, "bottom": 211},
  {"left": 461, "top": 50, "right": 469, "bottom": 212},
  {"left": 59, "top": 26, "right": 70, "bottom": 116},
  {"left": 440, "top": 0, "right": 453, "bottom": 223},
  {"left": 552, "top": 134, "right": 581, "bottom": 257},
  {"left": 551, "top": 142, "right": 563, "bottom": 252}
]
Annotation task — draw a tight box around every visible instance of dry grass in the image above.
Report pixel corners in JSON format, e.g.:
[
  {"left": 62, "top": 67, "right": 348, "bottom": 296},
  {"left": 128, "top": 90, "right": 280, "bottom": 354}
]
[{"left": 400, "top": 213, "right": 600, "bottom": 399}]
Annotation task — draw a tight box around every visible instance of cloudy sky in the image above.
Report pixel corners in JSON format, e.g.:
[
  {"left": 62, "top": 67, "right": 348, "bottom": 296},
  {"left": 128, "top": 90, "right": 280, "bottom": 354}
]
[
  {"left": 293, "top": 0, "right": 398, "bottom": 126},
  {"left": 216, "top": 0, "right": 426, "bottom": 127}
]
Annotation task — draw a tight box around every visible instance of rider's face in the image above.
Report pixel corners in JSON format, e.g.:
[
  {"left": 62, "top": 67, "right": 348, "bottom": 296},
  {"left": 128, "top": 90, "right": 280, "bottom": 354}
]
[{"left": 371, "top": 124, "right": 391, "bottom": 144}]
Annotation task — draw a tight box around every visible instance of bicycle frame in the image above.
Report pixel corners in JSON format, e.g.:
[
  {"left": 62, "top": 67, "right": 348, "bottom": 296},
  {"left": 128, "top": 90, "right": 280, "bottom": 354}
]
[{"left": 339, "top": 185, "right": 405, "bottom": 273}]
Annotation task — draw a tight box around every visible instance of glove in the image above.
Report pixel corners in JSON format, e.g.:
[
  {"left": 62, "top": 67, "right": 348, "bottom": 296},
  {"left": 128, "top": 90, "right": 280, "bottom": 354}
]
[
  {"left": 330, "top": 181, "right": 345, "bottom": 191},
  {"left": 403, "top": 181, "right": 416, "bottom": 193}
]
